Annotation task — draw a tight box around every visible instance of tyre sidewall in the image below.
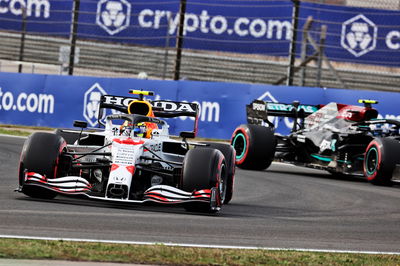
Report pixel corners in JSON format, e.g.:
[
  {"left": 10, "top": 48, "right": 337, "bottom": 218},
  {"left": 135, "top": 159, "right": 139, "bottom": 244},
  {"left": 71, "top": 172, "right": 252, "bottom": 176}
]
[
  {"left": 231, "top": 125, "right": 250, "bottom": 166},
  {"left": 19, "top": 132, "right": 66, "bottom": 198},
  {"left": 231, "top": 124, "right": 276, "bottom": 170},
  {"left": 199, "top": 142, "right": 235, "bottom": 204},
  {"left": 364, "top": 138, "right": 399, "bottom": 185},
  {"left": 181, "top": 148, "right": 226, "bottom": 211}
]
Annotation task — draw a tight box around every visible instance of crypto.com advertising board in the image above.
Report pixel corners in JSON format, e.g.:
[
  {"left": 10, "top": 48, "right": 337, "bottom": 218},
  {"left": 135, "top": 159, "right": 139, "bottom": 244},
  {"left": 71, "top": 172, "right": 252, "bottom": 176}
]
[
  {"left": 1, "top": 72, "right": 400, "bottom": 140},
  {"left": 0, "top": 0, "right": 399, "bottom": 67}
]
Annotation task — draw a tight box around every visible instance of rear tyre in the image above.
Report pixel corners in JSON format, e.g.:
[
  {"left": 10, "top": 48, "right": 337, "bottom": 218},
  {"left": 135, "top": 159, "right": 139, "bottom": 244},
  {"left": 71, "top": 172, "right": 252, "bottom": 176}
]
[
  {"left": 19, "top": 132, "right": 66, "bottom": 199},
  {"left": 181, "top": 148, "right": 227, "bottom": 213},
  {"left": 364, "top": 138, "right": 400, "bottom": 185},
  {"left": 231, "top": 124, "right": 276, "bottom": 170},
  {"left": 200, "top": 142, "right": 235, "bottom": 204}
]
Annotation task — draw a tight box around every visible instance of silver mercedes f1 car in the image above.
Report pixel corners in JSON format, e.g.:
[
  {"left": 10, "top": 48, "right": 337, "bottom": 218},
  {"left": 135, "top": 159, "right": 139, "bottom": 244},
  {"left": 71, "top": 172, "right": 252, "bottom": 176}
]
[
  {"left": 231, "top": 99, "right": 400, "bottom": 185},
  {"left": 17, "top": 90, "right": 235, "bottom": 213}
]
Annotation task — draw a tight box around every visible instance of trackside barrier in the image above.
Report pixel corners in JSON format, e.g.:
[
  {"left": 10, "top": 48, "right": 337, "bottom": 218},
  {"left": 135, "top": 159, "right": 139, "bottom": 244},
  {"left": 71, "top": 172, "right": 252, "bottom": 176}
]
[{"left": 0, "top": 72, "right": 399, "bottom": 140}]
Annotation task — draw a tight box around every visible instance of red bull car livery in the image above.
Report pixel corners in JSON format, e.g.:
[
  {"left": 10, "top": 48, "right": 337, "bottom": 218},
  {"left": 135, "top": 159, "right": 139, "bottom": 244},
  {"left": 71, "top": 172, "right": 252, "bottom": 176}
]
[{"left": 17, "top": 90, "right": 235, "bottom": 213}]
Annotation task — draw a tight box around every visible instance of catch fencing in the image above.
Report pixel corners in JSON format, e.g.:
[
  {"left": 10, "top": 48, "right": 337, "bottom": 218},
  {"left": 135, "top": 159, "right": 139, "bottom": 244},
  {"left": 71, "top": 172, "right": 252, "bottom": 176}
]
[{"left": 0, "top": 0, "right": 399, "bottom": 91}]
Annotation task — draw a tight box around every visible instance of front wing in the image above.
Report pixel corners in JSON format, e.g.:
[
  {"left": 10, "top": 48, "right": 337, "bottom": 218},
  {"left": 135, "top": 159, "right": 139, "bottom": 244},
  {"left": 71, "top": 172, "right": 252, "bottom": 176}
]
[{"left": 21, "top": 172, "right": 216, "bottom": 206}]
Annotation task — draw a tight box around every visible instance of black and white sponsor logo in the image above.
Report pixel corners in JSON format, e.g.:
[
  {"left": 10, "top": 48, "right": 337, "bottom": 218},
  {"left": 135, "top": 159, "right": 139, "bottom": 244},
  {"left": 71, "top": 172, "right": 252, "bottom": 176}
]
[
  {"left": 252, "top": 102, "right": 266, "bottom": 111},
  {"left": 103, "top": 95, "right": 132, "bottom": 107},
  {"left": 102, "top": 95, "right": 197, "bottom": 113},
  {"left": 153, "top": 101, "right": 197, "bottom": 113}
]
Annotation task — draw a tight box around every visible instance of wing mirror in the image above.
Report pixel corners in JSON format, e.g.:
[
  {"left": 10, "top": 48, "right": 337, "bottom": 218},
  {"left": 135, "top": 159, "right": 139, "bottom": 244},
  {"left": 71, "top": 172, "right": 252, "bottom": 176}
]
[{"left": 73, "top": 120, "right": 88, "bottom": 128}]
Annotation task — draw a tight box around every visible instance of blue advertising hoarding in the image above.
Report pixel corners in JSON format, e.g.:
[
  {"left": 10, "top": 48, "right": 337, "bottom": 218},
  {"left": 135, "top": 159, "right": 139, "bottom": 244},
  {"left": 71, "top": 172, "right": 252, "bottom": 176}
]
[
  {"left": 299, "top": 3, "right": 400, "bottom": 67},
  {"left": 0, "top": 0, "right": 72, "bottom": 36},
  {"left": 1, "top": 72, "right": 400, "bottom": 139},
  {"left": 77, "top": 0, "right": 293, "bottom": 54},
  {"left": 0, "top": 1, "right": 399, "bottom": 67}
]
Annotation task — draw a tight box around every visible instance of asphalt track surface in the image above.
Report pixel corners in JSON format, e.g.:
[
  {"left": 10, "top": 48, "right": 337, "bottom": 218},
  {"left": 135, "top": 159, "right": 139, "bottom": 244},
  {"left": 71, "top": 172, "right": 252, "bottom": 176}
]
[{"left": 1, "top": 134, "right": 400, "bottom": 253}]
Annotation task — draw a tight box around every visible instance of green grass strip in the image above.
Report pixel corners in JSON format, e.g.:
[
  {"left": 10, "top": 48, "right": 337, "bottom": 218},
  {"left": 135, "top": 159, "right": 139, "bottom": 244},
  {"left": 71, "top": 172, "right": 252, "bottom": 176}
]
[
  {"left": 0, "top": 128, "right": 31, "bottom": 137},
  {"left": 0, "top": 124, "right": 52, "bottom": 136},
  {"left": 0, "top": 239, "right": 399, "bottom": 265}
]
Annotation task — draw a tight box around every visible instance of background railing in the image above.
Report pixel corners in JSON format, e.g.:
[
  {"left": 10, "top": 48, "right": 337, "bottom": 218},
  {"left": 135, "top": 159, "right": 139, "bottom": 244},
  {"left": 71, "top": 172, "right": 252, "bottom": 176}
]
[{"left": 0, "top": 0, "right": 399, "bottom": 92}]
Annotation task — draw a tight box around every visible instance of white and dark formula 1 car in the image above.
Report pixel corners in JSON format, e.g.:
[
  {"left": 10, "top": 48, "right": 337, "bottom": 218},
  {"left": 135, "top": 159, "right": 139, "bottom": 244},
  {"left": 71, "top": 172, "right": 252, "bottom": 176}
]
[
  {"left": 231, "top": 99, "right": 400, "bottom": 185},
  {"left": 17, "top": 90, "right": 235, "bottom": 213}
]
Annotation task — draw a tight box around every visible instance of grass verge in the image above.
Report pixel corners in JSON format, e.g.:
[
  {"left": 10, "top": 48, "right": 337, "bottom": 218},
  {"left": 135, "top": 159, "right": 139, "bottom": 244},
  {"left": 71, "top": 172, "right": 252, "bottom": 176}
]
[
  {"left": 0, "top": 128, "right": 32, "bottom": 137},
  {"left": 0, "top": 239, "right": 399, "bottom": 265},
  {"left": 0, "top": 124, "right": 53, "bottom": 137}
]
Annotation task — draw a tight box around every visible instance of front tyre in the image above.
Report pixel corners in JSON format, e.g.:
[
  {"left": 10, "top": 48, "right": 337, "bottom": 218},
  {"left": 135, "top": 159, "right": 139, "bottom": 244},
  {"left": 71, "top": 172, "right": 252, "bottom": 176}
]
[
  {"left": 364, "top": 138, "right": 400, "bottom": 185},
  {"left": 199, "top": 142, "right": 235, "bottom": 204},
  {"left": 19, "top": 132, "right": 66, "bottom": 199},
  {"left": 231, "top": 124, "right": 276, "bottom": 170},
  {"left": 181, "top": 148, "right": 227, "bottom": 213}
]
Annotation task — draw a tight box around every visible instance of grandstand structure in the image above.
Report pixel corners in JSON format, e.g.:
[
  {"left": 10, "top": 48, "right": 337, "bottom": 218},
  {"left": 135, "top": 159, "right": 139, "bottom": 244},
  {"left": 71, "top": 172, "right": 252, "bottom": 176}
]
[{"left": 0, "top": 0, "right": 399, "bottom": 92}]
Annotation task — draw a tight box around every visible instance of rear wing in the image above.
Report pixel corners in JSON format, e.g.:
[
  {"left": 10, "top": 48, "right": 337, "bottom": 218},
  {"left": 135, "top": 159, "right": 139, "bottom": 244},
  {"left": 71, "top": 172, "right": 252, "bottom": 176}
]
[
  {"left": 246, "top": 99, "right": 319, "bottom": 128},
  {"left": 98, "top": 94, "right": 199, "bottom": 138},
  {"left": 99, "top": 95, "right": 199, "bottom": 117}
]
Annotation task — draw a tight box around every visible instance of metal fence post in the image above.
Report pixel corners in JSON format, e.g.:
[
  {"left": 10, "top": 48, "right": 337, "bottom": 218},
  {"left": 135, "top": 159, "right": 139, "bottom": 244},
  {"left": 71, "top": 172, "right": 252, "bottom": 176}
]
[
  {"left": 162, "top": 16, "right": 172, "bottom": 80},
  {"left": 173, "top": 0, "right": 187, "bottom": 80},
  {"left": 286, "top": 0, "right": 300, "bottom": 86},
  {"left": 316, "top": 25, "right": 327, "bottom": 87},
  {"left": 18, "top": 7, "right": 27, "bottom": 73},
  {"left": 68, "top": 0, "right": 80, "bottom": 75},
  {"left": 300, "top": 16, "right": 313, "bottom": 86}
]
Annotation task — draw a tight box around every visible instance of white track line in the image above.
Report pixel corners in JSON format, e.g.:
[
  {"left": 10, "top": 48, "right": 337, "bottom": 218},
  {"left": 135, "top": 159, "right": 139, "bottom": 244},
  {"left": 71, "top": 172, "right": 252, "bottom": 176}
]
[
  {"left": 0, "top": 133, "right": 28, "bottom": 139},
  {"left": 0, "top": 235, "right": 399, "bottom": 255}
]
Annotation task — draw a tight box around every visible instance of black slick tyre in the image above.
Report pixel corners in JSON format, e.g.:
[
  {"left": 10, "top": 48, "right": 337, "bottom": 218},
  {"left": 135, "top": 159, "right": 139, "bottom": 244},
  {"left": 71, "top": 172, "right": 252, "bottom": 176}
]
[
  {"left": 364, "top": 138, "right": 400, "bottom": 185},
  {"left": 19, "top": 132, "right": 66, "bottom": 199},
  {"left": 181, "top": 148, "right": 227, "bottom": 213},
  {"left": 199, "top": 142, "right": 235, "bottom": 204},
  {"left": 231, "top": 124, "right": 276, "bottom": 170}
]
